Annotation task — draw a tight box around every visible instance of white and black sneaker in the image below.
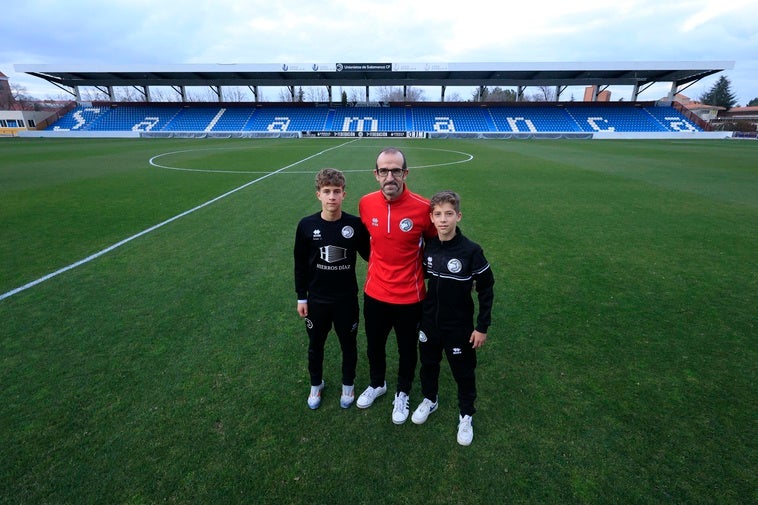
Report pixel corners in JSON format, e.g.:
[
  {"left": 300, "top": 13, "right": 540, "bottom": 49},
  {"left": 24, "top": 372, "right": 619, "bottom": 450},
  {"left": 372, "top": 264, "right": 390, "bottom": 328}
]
[
  {"left": 392, "top": 392, "right": 410, "bottom": 425},
  {"left": 411, "top": 397, "right": 438, "bottom": 424}
]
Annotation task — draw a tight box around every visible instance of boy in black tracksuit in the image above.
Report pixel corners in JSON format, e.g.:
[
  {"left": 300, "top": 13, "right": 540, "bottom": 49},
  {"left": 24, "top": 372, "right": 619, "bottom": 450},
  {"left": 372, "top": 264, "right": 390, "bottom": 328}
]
[
  {"left": 294, "top": 168, "right": 369, "bottom": 410},
  {"left": 411, "top": 190, "right": 495, "bottom": 446}
]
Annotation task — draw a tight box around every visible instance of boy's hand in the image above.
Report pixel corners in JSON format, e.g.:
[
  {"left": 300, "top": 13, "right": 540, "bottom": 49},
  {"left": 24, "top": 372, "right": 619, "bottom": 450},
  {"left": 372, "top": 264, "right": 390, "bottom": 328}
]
[
  {"left": 470, "top": 330, "right": 487, "bottom": 349},
  {"left": 297, "top": 302, "right": 308, "bottom": 317}
]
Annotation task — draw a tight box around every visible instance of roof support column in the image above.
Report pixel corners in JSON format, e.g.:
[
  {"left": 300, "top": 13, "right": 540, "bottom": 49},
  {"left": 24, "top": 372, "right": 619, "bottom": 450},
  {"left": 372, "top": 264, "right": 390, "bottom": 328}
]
[
  {"left": 441, "top": 85, "right": 446, "bottom": 102},
  {"left": 668, "top": 82, "right": 678, "bottom": 101},
  {"left": 589, "top": 85, "right": 599, "bottom": 101},
  {"left": 632, "top": 82, "right": 640, "bottom": 101},
  {"left": 131, "top": 85, "right": 147, "bottom": 101},
  {"left": 517, "top": 86, "right": 525, "bottom": 102},
  {"left": 555, "top": 85, "right": 566, "bottom": 101},
  {"left": 171, "top": 86, "right": 187, "bottom": 102},
  {"left": 94, "top": 85, "right": 113, "bottom": 100},
  {"left": 365, "top": 86, "right": 369, "bottom": 103}
]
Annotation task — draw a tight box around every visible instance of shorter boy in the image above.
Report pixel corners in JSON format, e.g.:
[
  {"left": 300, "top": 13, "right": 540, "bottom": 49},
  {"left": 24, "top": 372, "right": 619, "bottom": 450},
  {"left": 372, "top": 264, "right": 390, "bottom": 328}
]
[
  {"left": 411, "top": 190, "right": 495, "bottom": 445},
  {"left": 294, "top": 168, "right": 369, "bottom": 409}
]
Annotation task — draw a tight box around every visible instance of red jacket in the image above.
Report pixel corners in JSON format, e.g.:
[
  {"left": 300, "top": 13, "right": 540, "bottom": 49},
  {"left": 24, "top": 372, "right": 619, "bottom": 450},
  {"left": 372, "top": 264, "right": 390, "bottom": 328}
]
[{"left": 359, "top": 186, "right": 436, "bottom": 304}]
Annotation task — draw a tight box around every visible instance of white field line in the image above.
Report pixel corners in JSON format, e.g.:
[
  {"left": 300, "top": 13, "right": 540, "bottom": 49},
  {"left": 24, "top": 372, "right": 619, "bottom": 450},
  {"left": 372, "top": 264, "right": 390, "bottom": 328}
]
[{"left": 1, "top": 140, "right": 357, "bottom": 302}]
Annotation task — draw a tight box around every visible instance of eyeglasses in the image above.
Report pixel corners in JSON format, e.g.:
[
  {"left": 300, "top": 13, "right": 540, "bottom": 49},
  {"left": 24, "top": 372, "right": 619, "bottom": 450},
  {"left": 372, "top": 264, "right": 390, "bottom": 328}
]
[{"left": 376, "top": 168, "right": 406, "bottom": 178}]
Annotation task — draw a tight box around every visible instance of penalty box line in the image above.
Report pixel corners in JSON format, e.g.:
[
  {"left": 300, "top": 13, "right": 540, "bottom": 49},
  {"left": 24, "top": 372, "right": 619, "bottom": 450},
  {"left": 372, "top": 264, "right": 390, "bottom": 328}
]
[{"left": 0, "top": 140, "right": 357, "bottom": 302}]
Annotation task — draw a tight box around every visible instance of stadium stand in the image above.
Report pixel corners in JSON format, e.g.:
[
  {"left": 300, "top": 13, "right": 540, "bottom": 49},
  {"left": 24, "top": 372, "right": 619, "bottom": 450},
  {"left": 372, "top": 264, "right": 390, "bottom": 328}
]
[
  {"left": 245, "top": 106, "right": 330, "bottom": 131},
  {"left": 164, "top": 106, "right": 223, "bottom": 132},
  {"left": 331, "top": 106, "right": 406, "bottom": 132},
  {"left": 490, "top": 106, "right": 580, "bottom": 133},
  {"left": 411, "top": 106, "right": 490, "bottom": 132},
  {"left": 47, "top": 102, "right": 702, "bottom": 134},
  {"left": 209, "top": 107, "right": 255, "bottom": 131}
]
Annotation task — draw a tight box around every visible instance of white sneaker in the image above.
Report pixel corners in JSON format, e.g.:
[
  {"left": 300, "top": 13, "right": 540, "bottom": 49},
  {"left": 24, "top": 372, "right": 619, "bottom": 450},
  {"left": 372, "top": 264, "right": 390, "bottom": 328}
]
[
  {"left": 457, "top": 414, "right": 473, "bottom": 446},
  {"left": 307, "top": 381, "right": 324, "bottom": 410},
  {"left": 356, "top": 383, "right": 387, "bottom": 408},
  {"left": 392, "top": 392, "right": 410, "bottom": 425},
  {"left": 340, "top": 384, "right": 355, "bottom": 409},
  {"left": 411, "top": 397, "right": 438, "bottom": 424}
]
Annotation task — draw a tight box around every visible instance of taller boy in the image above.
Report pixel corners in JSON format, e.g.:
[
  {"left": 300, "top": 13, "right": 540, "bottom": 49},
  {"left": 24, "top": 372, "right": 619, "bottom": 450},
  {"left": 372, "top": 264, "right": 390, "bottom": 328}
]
[
  {"left": 357, "top": 147, "right": 437, "bottom": 424},
  {"left": 294, "top": 168, "right": 369, "bottom": 410}
]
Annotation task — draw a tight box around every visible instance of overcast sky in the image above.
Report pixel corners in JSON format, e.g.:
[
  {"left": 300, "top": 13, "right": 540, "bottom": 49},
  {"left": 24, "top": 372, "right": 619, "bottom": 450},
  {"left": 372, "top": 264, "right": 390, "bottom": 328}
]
[{"left": 3, "top": 0, "right": 757, "bottom": 104}]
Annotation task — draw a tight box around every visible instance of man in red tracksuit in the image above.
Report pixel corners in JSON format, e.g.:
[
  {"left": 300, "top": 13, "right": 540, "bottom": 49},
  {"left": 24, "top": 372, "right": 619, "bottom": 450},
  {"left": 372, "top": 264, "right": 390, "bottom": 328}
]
[{"left": 356, "top": 147, "right": 437, "bottom": 425}]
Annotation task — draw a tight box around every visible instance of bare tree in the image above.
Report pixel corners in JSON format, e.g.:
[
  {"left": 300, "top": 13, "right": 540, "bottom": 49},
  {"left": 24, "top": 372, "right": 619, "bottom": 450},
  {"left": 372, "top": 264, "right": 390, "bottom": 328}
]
[
  {"left": 445, "top": 91, "right": 463, "bottom": 102},
  {"left": 472, "top": 86, "right": 488, "bottom": 102},
  {"left": 528, "top": 86, "right": 556, "bottom": 102},
  {"left": 474, "top": 87, "right": 517, "bottom": 102},
  {"left": 80, "top": 87, "right": 110, "bottom": 101},
  {"left": 9, "top": 82, "right": 27, "bottom": 101},
  {"left": 276, "top": 87, "right": 306, "bottom": 102},
  {"left": 277, "top": 87, "right": 293, "bottom": 102},
  {"left": 150, "top": 87, "right": 180, "bottom": 102},
  {"left": 119, "top": 87, "right": 144, "bottom": 102},
  {"left": 375, "top": 86, "right": 425, "bottom": 102},
  {"left": 347, "top": 88, "right": 363, "bottom": 103},
  {"left": 224, "top": 86, "right": 255, "bottom": 102},
  {"left": 306, "top": 86, "right": 329, "bottom": 102},
  {"left": 183, "top": 87, "right": 218, "bottom": 102},
  {"left": 405, "top": 87, "right": 425, "bottom": 102},
  {"left": 375, "top": 86, "right": 397, "bottom": 101}
]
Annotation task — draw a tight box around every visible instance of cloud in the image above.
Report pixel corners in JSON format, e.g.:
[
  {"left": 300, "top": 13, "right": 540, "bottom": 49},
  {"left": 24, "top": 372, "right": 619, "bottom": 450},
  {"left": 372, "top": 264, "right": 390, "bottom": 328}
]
[
  {"left": 2, "top": 0, "right": 757, "bottom": 103},
  {"left": 679, "top": 0, "right": 755, "bottom": 32}
]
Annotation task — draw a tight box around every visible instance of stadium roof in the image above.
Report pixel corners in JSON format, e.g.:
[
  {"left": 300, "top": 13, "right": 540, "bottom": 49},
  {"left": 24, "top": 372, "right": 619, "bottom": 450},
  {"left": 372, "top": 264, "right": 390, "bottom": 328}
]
[{"left": 15, "top": 61, "right": 734, "bottom": 100}]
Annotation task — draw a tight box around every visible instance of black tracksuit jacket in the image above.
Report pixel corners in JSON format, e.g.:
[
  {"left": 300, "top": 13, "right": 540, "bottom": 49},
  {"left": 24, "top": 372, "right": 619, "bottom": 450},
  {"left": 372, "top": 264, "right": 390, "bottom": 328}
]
[{"left": 421, "top": 227, "right": 495, "bottom": 333}]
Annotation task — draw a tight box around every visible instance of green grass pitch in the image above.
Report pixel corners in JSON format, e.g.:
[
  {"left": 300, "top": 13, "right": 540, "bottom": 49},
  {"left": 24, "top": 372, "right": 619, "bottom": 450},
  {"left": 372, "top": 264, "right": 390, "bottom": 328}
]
[{"left": 1, "top": 137, "right": 756, "bottom": 504}]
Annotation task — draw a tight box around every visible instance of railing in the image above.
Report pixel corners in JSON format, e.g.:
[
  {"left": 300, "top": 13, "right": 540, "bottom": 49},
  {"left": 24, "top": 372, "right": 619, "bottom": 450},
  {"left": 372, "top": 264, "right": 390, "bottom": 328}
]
[{"left": 671, "top": 101, "right": 711, "bottom": 131}]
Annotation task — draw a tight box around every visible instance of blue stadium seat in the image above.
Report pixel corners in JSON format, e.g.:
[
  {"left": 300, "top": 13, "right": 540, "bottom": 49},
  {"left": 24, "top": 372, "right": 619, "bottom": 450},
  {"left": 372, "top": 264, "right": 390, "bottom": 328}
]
[{"left": 46, "top": 103, "right": 703, "bottom": 133}]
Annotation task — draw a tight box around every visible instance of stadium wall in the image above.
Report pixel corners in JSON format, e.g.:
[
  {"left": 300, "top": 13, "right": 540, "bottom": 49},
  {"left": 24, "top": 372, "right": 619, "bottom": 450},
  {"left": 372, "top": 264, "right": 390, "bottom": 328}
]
[
  {"left": 15, "top": 131, "right": 301, "bottom": 139},
  {"left": 17, "top": 130, "right": 734, "bottom": 139},
  {"left": 591, "top": 131, "right": 732, "bottom": 139},
  {"left": 17, "top": 130, "right": 141, "bottom": 138}
]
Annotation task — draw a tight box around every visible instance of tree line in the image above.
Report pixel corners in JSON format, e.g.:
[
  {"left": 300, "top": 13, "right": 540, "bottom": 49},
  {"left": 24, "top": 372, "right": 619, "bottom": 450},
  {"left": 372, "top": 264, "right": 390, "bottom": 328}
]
[{"left": 4, "top": 75, "right": 757, "bottom": 108}]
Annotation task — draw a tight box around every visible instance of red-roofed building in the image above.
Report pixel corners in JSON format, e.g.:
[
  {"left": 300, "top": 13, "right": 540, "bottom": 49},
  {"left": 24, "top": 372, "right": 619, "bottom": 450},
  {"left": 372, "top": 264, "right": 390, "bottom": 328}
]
[{"left": 670, "top": 93, "right": 723, "bottom": 122}]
